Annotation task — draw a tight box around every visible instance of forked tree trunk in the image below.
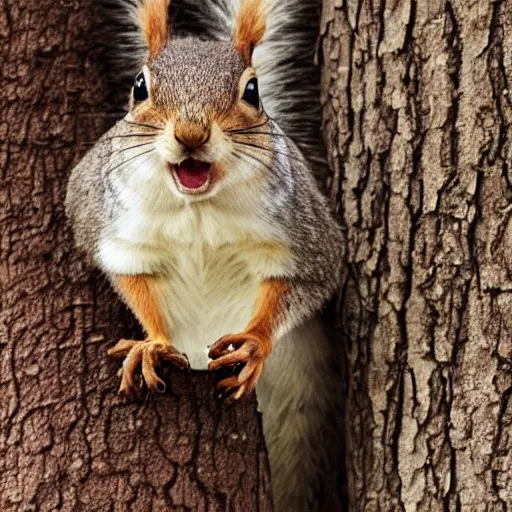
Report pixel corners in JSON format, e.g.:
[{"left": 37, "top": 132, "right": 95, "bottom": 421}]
[
  {"left": 321, "top": 0, "right": 512, "bottom": 510},
  {"left": 0, "top": 1, "right": 272, "bottom": 510}
]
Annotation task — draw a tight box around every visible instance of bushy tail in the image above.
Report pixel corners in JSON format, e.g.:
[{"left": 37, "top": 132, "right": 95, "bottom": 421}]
[
  {"left": 256, "top": 316, "right": 343, "bottom": 511},
  {"left": 97, "top": 0, "right": 326, "bottom": 177}
]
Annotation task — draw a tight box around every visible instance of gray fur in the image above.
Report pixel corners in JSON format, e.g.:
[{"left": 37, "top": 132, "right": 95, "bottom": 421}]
[
  {"left": 262, "top": 120, "right": 342, "bottom": 329},
  {"left": 151, "top": 39, "right": 245, "bottom": 121}
]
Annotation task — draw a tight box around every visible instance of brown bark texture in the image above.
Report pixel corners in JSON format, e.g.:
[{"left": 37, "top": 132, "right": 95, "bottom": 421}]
[
  {"left": 321, "top": 0, "right": 512, "bottom": 510},
  {"left": 0, "top": 1, "right": 273, "bottom": 511}
]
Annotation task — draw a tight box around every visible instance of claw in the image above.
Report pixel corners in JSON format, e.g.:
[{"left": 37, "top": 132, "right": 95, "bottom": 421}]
[
  {"left": 109, "top": 338, "right": 189, "bottom": 398},
  {"left": 158, "top": 344, "right": 189, "bottom": 369},
  {"left": 141, "top": 346, "right": 167, "bottom": 393},
  {"left": 209, "top": 332, "right": 270, "bottom": 400}
]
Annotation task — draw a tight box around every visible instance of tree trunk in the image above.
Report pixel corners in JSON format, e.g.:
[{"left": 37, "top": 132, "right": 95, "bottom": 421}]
[
  {"left": 0, "top": 1, "right": 272, "bottom": 510},
  {"left": 321, "top": 0, "right": 512, "bottom": 510}
]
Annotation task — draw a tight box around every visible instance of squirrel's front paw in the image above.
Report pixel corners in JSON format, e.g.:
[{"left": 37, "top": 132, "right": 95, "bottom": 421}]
[
  {"left": 108, "top": 338, "right": 189, "bottom": 399},
  {"left": 208, "top": 332, "right": 271, "bottom": 401}
]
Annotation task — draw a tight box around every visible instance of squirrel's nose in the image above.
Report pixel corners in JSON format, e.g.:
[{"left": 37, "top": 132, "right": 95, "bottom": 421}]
[{"left": 174, "top": 120, "right": 211, "bottom": 151}]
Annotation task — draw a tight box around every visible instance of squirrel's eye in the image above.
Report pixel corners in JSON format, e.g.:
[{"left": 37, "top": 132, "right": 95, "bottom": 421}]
[
  {"left": 242, "top": 78, "right": 259, "bottom": 109},
  {"left": 133, "top": 72, "right": 148, "bottom": 102}
]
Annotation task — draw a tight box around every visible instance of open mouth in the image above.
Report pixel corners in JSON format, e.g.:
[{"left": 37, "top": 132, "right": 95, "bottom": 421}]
[{"left": 171, "top": 158, "right": 213, "bottom": 195}]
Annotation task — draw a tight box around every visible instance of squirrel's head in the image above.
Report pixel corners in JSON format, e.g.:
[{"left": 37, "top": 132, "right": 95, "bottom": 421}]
[{"left": 123, "top": 0, "right": 274, "bottom": 200}]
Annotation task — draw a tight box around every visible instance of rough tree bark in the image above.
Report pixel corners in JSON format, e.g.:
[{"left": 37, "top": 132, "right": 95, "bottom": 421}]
[
  {"left": 321, "top": 0, "right": 512, "bottom": 510},
  {"left": 0, "top": 1, "right": 273, "bottom": 510}
]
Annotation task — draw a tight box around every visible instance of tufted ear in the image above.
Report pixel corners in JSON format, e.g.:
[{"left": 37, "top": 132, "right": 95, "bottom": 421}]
[
  {"left": 233, "top": 0, "right": 270, "bottom": 66},
  {"left": 138, "top": 0, "right": 171, "bottom": 59}
]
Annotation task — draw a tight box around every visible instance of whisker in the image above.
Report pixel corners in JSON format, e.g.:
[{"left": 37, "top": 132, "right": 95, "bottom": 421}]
[
  {"left": 105, "top": 151, "right": 160, "bottom": 208},
  {"left": 231, "top": 131, "right": 290, "bottom": 139},
  {"left": 226, "top": 117, "right": 270, "bottom": 134},
  {"left": 107, "top": 133, "right": 160, "bottom": 140},
  {"left": 122, "top": 119, "right": 164, "bottom": 131},
  {"left": 110, "top": 141, "right": 156, "bottom": 155},
  {"left": 233, "top": 140, "right": 306, "bottom": 166},
  {"left": 232, "top": 149, "right": 276, "bottom": 175},
  {"left": 106, "top": 147, "right": 156, "bottom": 175},
  {"left": 233, "top": 140, "right": 275, "bottom": 156}
]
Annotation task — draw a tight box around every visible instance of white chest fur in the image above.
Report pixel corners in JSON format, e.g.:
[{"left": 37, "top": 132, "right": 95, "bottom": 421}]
[
  {"left": 152, "top": 244, "right": 260, "bottom": 368},
  {"left": 98, "top": 179, "right": 293, "bottom": 369}
]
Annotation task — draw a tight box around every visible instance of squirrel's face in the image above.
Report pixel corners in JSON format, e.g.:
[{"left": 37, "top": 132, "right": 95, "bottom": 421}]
[{"left": 125, "top": 38, "right": 272, "bottom": 200}]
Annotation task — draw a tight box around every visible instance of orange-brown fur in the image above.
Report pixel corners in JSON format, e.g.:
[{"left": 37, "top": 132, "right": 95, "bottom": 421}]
[
  {"left": 247, "top": 278, "right": 289, "bottom": 340},
  {"left": 116, "top": 275, "right": 167, "bottom": 339},
  {"left": 107, "top": 275, "right": 188, "bottom": 397},
  {"left": 139, "top": 0, "right": 171, "bottom": 59},
  {"left": 216, "top": 106, "right": 262, "bottom": 133},
  {"left": 234, "top": 0, "right": 268, "bottom": 65},
  {"left": 174, "top": 120, "right": 211, "bottom": 149}
]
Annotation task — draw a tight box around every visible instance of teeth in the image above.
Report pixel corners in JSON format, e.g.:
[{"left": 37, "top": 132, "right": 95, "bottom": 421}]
[{"left": 171, "top": 167, "right": 212, "bottom": 195}]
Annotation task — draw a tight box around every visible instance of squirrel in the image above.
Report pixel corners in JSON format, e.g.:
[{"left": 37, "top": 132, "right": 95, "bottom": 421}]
[{"left": 65, "top": 0, "right": 343, "bottom": 510}]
